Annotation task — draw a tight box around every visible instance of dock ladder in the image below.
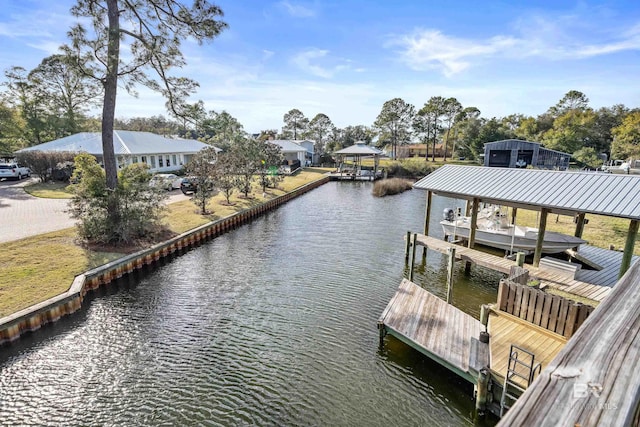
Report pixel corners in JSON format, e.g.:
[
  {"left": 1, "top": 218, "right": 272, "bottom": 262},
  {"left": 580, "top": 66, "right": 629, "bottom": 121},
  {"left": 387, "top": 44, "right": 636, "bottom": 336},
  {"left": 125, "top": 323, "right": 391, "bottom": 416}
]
[{"left": 499, "top": 345, "right": 542, "bottom": 417}]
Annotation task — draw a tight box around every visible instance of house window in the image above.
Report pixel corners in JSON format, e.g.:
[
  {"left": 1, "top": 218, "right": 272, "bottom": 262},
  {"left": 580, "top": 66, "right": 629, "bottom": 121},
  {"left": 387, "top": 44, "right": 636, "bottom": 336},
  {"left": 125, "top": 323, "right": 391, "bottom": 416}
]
[
  {"left": 166, "top": 156, "right": 171, "bottom": 167},
  {"left": 172, "top": 155, "right": 177, "bottom": 165},
  {"left": 150, "top": 156, "right": 156, "bottom": 168},
  {"left": 141, "top": 156, "right": 147, "bottom": 164},
  {"left": 132, "top": 157, "right": 138, "bottom": 163}
]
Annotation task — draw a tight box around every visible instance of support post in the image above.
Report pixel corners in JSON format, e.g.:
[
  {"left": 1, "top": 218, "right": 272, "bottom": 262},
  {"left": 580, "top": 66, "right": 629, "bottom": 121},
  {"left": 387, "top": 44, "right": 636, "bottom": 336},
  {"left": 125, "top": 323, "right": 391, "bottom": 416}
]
[
  {"left": 574, "top": 212, "right": 586, "bottom": 238},
  {"left": 446, "top": 247, "right": 456, "bottom": 303},
  {"left": 511, "top": 207, "right": 518, "bottom": 225},
  {"left": 409, "top": 233, "right": 417, "bottom": 281},
  {"left": 533, "top": 208, "right": 549, "bottom": 268},
  {"left": 619, "top": 219, "right": 639, "bottom": 278},
  {"left": 378, "top": 324, "right": 386, "bottom": 348},
  {"left": 475, "top": 368, "right": 490, "bottom": 417},
  {"left": 468, "top": 198, "right": 479, "bottom": 249},
  {"left": 516, "top": 252, "right": 525, "bottom": 267},
  {"left": 424, "top": 190, "right": 432, "bottom": 236},
  {"left": 405, "top": 231, "right": 411, "bottom": 262}
]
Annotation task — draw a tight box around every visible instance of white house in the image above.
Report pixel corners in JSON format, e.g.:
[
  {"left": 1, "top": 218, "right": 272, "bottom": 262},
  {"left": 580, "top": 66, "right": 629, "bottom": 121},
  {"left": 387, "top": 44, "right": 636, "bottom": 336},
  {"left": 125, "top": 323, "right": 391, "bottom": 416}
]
[
  {"left": 17, "top": 130, "right": 220, "bottom": 172},
  {"left": 269, "top": 140, "right": 309, "bottom": 165}
]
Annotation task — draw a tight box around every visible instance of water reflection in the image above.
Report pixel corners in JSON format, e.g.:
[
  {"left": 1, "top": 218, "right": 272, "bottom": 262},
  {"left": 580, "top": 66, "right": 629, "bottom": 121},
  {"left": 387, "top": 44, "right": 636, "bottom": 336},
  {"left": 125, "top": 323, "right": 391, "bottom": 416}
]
[{"left": 0, "top": 182, "right": 499, "bottom": 426}]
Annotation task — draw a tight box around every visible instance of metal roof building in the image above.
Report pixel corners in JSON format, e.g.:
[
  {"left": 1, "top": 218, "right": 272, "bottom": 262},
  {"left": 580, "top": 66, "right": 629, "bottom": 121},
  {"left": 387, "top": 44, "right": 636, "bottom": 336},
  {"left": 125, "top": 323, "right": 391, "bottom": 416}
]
[
  {"left": 414, "top": 165, "right": 640, "bottom": 275},
  {"left": 414, "top": 165, "right": 640, "bottom": 219},
  {"left": 17, "top": 130, "right": 218, "bottom": 172},
  {"left": 484, "top": 139, "right": 570, "bottom": 170}
]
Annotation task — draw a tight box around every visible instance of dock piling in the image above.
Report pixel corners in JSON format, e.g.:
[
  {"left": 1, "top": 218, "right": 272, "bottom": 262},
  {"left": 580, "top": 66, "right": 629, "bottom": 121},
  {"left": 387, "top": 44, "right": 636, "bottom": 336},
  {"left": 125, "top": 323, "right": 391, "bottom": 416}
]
[
  {"left": 409, "top": 234, "right": 418, "bottom": 281},
  {"left": 474, "top": 368, "right": 490, "bottom": 418},
  {"left": 405, "top": 231, "right": 411, "bottom": 262},
  {"left": 446, "top": 247, "right": 456, "bottom": 303}
]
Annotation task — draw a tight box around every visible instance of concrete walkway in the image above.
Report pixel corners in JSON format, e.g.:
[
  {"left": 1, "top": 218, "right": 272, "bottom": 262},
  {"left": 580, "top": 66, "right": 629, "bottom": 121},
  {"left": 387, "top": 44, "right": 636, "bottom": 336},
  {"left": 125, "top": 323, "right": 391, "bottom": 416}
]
[{"left": 0, "top": 178, "right": 188, "bottom": 243}]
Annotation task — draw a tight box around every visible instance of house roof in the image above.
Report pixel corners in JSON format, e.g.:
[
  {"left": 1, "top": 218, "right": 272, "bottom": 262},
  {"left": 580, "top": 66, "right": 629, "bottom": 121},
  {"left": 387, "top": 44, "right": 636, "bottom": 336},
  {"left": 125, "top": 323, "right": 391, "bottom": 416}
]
[
  {"left": 413, "top": 164, "right": 640, "bottom": 220},
  {"left": 335, "top": 142, "right": 383, "bottom": 156},
  {"left": 269, "top": 140, "right": 308, "bottom": 153},
  {"left": 17, "top": 130, "right": 217, "bottom": 155}
]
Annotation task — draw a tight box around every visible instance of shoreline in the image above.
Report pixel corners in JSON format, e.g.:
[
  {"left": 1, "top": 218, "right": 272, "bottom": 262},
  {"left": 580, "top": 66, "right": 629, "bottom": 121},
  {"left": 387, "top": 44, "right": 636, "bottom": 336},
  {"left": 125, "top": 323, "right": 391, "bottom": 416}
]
[{"left": 0, "top": 176, "right": 329, "bottom": 346}]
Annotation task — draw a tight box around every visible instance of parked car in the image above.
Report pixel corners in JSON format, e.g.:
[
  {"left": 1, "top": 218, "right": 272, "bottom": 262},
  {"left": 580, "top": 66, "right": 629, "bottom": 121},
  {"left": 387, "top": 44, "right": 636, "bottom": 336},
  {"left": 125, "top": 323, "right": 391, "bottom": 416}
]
[
  {"left": 0, "top": 163, "right": 31, "bottom": 181},
  {"left": 180, "top": 177, "right": 199, "bottom": 194},
  {"left": 180, "top": 177, "right": 219, "bottom": 195},
  {"left": 149, "top": 173, "right": 182, "bottom": 191}
]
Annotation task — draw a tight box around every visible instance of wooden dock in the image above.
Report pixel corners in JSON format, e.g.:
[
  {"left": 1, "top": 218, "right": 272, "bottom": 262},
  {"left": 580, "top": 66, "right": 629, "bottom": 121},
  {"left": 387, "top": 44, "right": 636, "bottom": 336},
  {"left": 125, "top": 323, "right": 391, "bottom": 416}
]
[
  {"left": 498, "top": 259, "right": 640, "bottom": 426},
  {"left": 411, "top": 234, "right": 612, "bottom": 302},
  {"left": 378, "top": 278, "right": 488, "bottom": 383},
  {"left": 573, "top": 244, "right": 639, "bottom": 287},
  {"left": 488, "top": 310, "right": 567, "bottom": 388}
]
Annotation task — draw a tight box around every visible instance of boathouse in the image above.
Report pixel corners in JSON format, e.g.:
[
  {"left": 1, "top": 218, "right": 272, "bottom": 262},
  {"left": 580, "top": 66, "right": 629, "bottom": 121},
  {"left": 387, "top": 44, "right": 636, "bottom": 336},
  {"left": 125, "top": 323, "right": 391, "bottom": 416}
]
[
  {"left": 484, "top": 139, "right": 570, "bottom": 170},
  {"left": 413, "top": 165, "right": 640, "bottom": 277},
  {"left": 378, "top": 165, "right": 640, "bottom": 422},
  {"left": 332, "top": 142, "right": 383, "bottom": 181}
]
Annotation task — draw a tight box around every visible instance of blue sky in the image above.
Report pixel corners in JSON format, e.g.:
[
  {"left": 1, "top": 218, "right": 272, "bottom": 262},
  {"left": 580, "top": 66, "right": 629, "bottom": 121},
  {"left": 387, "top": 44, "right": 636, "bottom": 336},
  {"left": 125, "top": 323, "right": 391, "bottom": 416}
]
[{"left": 0, "top": 0, "right": 639, "bottom": 134}]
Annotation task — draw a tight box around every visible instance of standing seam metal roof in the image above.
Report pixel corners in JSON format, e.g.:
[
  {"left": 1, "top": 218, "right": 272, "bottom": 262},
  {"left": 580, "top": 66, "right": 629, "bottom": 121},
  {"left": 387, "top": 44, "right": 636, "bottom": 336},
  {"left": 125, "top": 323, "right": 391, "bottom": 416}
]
[
  {"left": 413, "top": 165, "right": 640, "bottom": 220},
  {"left": 16, "top": 130, "right": 214, "bottom": 155}
]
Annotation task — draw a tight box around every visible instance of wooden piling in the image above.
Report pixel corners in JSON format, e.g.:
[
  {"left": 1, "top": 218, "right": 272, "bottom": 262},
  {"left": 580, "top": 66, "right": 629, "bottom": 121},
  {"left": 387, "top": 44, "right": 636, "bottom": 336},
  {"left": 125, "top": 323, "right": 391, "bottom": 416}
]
[
  {"left": 446, "top": 247, "right": 456, "bottom": 303},
  {"left": 516, "top": 252, "right": 525, "bottom": 267},
  {"left": 533, "top": 208, "right": 549, "bottom": 268},
  {"left": 619, "top": 219, "right": 639, "bottom": 278},
  {"left": 409, "top": 233, "right": 418, "bottom": 281},
  {"left": 475, "top": 367, "right": 490, "bottom": 416},
  {"left": 423, "top": 191, "right": 432, "bottom": 236},
  {"left": 405, "top": 231, "right": 411, "bottom": 262}
]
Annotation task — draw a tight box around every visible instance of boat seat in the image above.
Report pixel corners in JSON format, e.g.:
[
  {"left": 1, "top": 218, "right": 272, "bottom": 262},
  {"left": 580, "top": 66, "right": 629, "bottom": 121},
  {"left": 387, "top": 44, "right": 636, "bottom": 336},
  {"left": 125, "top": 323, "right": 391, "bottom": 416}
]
[{"left": 539, "top": 257, "right": 581, "bottom": 279}]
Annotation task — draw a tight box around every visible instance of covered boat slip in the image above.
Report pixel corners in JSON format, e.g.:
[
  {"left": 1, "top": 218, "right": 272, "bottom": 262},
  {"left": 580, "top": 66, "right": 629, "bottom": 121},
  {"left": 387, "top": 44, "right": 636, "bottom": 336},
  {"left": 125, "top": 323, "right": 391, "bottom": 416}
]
[{"left": 414, "top": 165, "right": 640, "bottom": 278}]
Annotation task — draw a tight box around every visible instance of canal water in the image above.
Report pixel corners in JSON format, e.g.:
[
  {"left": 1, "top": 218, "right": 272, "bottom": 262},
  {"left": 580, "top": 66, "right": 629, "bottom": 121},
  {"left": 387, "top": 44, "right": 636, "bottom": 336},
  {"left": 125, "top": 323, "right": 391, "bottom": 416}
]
[{"left": 0, "top": 182, "right": 501, "bottom": 426}]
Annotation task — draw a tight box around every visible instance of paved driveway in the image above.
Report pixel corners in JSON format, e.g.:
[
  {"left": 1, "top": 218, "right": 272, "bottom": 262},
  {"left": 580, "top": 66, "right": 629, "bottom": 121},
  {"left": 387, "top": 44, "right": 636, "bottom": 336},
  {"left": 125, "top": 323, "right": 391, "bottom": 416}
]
[
  {"left": 0, "top": 178, "right": 75, "bottom": 243},
  {"left": 0, "top": 178, "right": 190, "bottom": 243}
]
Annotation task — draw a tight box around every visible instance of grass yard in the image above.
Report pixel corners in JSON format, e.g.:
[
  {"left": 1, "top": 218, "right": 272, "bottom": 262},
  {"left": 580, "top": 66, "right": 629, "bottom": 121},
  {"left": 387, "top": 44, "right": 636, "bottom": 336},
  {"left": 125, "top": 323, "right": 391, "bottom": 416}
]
[
  {"left": 23, "top": 181, "right": 74, "bottom": 198},
  {"left": 504, "top": 208, "right": 640, "bottom": 255},
  {"left": 0, "top": 169, "right": 330, "bottom": 316}
]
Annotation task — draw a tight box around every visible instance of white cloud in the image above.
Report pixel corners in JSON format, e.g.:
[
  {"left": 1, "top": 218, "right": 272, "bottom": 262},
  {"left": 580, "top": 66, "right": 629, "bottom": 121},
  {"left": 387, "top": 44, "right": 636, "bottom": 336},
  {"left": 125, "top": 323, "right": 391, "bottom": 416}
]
[
  {"left": 290, "top": 48, "right": 350, "bottom": 78},
  {"left": 277, "top": 1, "right": 316, "bottom": 18},
  {"left": 390, "top": 17, "right": 640, "bottom": 76},
  {"left": 390, "top": 29, "right": 517, "bottom": 76}
]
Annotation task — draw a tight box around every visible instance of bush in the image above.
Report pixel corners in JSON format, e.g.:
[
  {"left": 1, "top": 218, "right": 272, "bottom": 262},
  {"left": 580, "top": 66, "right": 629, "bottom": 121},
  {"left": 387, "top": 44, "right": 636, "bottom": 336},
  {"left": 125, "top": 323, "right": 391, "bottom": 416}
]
[
  {"left": 372, "top": 178, "right": 414, "bottom": 197},
  {"left": 386, "top": 158, "right": 435, "bottom": 178},
  {"left": 68, "top": 153, "right": 168, "bottom": 244},
  {"left": 15, "top": 150, "right": 78, "bottom": 182}
]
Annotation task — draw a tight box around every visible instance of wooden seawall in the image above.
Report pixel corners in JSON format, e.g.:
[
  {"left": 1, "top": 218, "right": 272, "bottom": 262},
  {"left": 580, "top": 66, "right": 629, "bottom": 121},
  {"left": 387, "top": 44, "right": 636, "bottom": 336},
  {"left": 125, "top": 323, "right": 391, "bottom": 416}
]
[{"left": 0, "top": 177, "right": 329, "bottom": 346}]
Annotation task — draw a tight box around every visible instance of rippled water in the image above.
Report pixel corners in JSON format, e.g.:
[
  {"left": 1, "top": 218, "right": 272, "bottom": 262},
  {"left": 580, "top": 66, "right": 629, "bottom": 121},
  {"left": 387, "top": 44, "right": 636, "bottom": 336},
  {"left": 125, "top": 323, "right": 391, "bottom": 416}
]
[{"left": 0, "top": 182, "right": 501, "bottom": 426}]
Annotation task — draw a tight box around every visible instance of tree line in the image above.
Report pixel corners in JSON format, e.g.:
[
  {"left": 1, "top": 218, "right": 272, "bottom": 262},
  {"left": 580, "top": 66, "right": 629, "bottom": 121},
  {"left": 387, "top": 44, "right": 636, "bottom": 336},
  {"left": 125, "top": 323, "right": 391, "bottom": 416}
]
[{"left": 3, "top": 65, "right": 638, "bottom": 168}]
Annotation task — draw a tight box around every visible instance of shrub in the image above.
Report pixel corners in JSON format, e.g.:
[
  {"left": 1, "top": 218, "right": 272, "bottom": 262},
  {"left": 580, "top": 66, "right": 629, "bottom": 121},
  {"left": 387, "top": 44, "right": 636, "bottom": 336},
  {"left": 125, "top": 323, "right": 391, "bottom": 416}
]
[
  {"left": 68, "top": 153, "right": 167, "bottom": 244},
  {"left": 15, "top": 150, "right": 78, "bottom": 182},
  {"left": 372, "top": 178, "right": 414, "bottom": 197},
  {"left": 385, "top": 158, "right": 434, "bottom": 178}
]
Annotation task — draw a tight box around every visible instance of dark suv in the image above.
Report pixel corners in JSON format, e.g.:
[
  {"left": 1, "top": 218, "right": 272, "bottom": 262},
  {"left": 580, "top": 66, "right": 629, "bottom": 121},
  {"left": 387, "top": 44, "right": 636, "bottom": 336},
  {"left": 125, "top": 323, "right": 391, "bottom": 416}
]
[{"left": 180, "top": 177, "right": 198, "bottom": 195}]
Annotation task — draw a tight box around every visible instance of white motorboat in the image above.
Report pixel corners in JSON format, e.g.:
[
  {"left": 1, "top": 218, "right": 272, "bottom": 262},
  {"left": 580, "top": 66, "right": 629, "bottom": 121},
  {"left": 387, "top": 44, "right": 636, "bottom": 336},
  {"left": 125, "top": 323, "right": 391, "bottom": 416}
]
[{"left": 440, "top": 207, "right": 587, "bottom": 254}]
